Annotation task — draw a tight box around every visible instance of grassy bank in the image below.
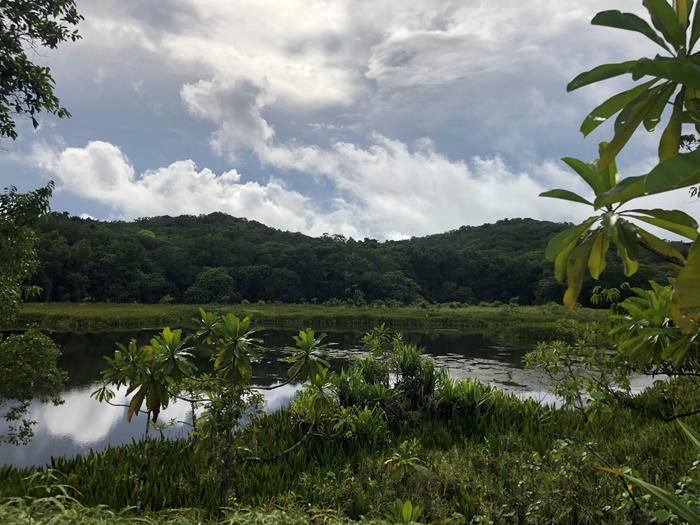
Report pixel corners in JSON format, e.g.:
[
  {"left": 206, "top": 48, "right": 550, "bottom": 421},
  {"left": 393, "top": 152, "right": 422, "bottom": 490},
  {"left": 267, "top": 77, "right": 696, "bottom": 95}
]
[
  {"left": 9, "top": 303, "right": 607, "bottom": 341},
  {"left": 1, "top": 380, "right": 695, "bottom": 524},
  {"left": 1, "top": 318, "right": 696, "bottom": 524}
]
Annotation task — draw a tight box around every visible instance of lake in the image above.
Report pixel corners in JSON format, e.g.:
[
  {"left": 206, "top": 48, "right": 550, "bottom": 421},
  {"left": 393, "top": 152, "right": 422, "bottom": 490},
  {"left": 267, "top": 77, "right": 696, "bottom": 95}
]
[{"left": 0, "top": 328, "right": 649, "bottom": 467}]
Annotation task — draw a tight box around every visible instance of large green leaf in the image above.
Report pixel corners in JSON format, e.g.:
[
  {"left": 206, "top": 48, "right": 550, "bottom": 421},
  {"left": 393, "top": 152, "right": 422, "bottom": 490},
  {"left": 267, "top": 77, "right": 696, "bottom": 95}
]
[
  {"left": 630, "top": 214, "right": 698, "bottom": 240},
  {"left": 632, "top": 57, "right": 700, "bottom": 89},
  {"left": 580, "top": 79, "right": 659, "bottom": 138},
  {"left": 678, "top": 419, "right": 700, "bottom": 451},
  {"left": 554, "top": 238, "right": 577, "bottom": 283},
  {"left": 598, "top": 91, "right": 661, "bottom": 175},
  {"left": 127, "top": 388, "right": 145, "bottom": 423},
  {"left": 567, "top": 61, "right": 637, "bottom": 92},
  {"left": 643, "top": 83, "right": 676, "bottom": 131},
  {"left": 594, "top": 175, "right": 646, "bottom": 209},
  {"left": 643, "top": 0, "right": 686, "bottom": 50},
  {"left": 607, "top": 220, "right": 639, "bottom": 277},
  {"left": 659, "top": 88, "right": 685, "bottom": 160},
  {"left": 614, "top": 85, "right": 663, "bottom": 134},
  {"left": 588, "top": 230, "right": 610, "bottom": 279},
  {"left": 564, "top": 233, "right": 597, "bottom": 310},
  {"left": 677, "top": 0, "right": 693, "bottom": 30},
  {"left": 600, "top": 467, "right": 700, "bottom": 524},
  {"left": 561, "top": 157, "right": 603, "bottom": 194},
  {"left": 544, "top": 217, "right": 598, "bottom": 261},
  {"left": 592, "top": 10, "right": 672, "bottom": 51},
  {"left": 645, "top": 147, "right": 700, "bottom": 193},
  {"left": 539, "top": 189, "right": 593, "bottom": 206},
  {"left": 598, "top": 142, "right": 619, "bottom": 191},
  {"left": 691, "top": 0, "right": 700, "bottom": 49},
  {"left": 627, "top": 208, "right": 699, "bottom": 240},
  {"left": 619, "top": 222, "right": 640, "bottom": 261},
  {"left": 635, "top": 226, "right": 687, "bottom": 264},
  {"left": 672, "top": 238, "right": 700, "bottom": 333}
]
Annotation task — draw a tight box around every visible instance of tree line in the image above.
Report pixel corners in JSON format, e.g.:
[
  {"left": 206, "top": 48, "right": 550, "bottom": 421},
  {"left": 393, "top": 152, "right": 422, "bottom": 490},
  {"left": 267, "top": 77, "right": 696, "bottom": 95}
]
[{"left": 30, "top": 212, "right": 672, "bottom": 306}]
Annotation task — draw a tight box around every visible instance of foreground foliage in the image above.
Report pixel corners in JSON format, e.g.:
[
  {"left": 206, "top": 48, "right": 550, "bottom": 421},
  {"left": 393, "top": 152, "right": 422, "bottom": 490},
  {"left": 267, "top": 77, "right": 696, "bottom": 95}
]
[
  {"left": 0, "top": 184, "right": 65, "bottom": 444},
  {"left": 3, "top": 319, "right": 700, "bottom": 524}
]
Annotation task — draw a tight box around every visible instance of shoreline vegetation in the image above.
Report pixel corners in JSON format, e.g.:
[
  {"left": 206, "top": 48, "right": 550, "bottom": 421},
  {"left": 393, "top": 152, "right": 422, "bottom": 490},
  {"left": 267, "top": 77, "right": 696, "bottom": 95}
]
[
  {"left": 8, "top": 303, "right": 608, "bottom": 340},
  {"left": 0, "top": 320, "right": 696, "bottom": 524}
]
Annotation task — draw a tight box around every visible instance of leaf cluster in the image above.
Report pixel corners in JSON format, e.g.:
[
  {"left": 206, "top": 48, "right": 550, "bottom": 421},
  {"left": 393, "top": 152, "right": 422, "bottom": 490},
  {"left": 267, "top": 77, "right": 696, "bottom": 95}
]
[{"left": 0, "top": 0, "right": 83, "bottom": 139}]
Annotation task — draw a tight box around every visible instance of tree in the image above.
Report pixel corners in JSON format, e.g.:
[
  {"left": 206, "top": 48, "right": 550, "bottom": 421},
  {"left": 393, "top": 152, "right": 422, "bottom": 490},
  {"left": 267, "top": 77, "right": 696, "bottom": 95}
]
[
  {"left": 184, "top": 267, "right": 238, "bottom": 304},
  {"left": 94, "top": 313, "right": 331, "bottom": 509},
  {"left": 0, "top": 183, "right": 65, "bottom": 444},
  {"left": 0, "top": 1, "right": 82, "bottom": 443},
  {"left": 0, "top": 183, "right": 53, "bottom": 320},
  {"left": 0, "top": 0, "right": 83, "bottom": 140},
  {"left": 541, "top": 0, "right": 700, "bottom": 372}
]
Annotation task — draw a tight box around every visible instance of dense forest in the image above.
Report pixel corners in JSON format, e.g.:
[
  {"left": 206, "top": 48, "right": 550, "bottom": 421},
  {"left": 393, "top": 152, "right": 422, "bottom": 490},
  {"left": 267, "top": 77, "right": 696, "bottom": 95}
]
[{"left": 31, "top": 212, "right": 672, "bottom": 306}]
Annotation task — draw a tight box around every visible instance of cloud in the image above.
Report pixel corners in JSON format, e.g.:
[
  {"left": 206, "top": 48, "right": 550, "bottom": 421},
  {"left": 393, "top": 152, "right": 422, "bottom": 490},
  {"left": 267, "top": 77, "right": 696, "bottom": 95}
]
[
  {"left": 30, "top": 141, "right": 361, "bottom": 237},
  {"left": 55, "top": 0, "right": 657, "bottom": 166},
  {"left": 181, "top": 77, "right": 275, "bottom": 161},
  {"left": 11, "top": 0, "right": 699, "bottom": 241}
]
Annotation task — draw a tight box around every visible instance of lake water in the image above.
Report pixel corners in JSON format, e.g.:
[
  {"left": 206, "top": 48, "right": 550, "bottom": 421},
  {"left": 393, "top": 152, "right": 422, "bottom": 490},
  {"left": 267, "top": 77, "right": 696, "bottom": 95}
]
[{"left": 0, "top": 329, "right": 650, "bottom": 467}]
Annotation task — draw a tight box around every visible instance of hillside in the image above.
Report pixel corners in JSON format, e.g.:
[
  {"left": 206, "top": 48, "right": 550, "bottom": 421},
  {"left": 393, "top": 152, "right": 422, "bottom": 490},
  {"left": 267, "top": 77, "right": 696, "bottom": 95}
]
[{"left": 31, "top": 212, "right": 671, "bottom": 306}]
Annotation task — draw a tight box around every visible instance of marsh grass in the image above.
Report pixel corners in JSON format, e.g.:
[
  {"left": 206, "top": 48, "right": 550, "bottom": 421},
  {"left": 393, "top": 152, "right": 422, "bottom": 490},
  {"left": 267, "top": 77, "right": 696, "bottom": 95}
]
[
  {"left": 10, "top": 303, "right": 606, "bottom": 343},
  {"left": 1, "top": 378, "right": 696, "bottom": 524}
]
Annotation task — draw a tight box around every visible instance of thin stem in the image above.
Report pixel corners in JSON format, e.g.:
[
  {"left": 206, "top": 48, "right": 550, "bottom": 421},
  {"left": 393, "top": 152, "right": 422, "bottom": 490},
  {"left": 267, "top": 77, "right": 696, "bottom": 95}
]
[{"left": 232, "top": 422, "right": 315, "bottom": 464}]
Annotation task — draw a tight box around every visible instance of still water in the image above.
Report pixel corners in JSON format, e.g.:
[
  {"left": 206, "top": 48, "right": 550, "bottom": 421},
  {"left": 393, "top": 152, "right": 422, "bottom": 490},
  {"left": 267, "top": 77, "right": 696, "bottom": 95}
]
[{"left": 0, "top": 329, "right": 581, "bottom": 467}]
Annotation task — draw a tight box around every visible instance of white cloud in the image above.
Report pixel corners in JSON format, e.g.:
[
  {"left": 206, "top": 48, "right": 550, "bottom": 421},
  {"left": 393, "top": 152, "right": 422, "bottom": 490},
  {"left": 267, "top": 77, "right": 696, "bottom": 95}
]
[
  {"left": 30, "top": 137, "right": 699, "bottom": 241},
  {"left": 30, "top": 141, "right": 361, "bottom": 238},
  {"left": 13, "top": 0, "right": 700, "bottom": 240},
  {"left": 181, "top": 77, "right": 275, "bottom": 162}
]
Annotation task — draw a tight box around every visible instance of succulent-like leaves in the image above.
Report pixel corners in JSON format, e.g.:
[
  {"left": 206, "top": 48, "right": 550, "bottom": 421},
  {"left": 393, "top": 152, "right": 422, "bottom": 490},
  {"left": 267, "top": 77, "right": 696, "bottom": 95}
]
[
  {"left": 544, "top": 217, "right": 598, "bottom": 262},
  {"left": 672, "top": 238, "right": 700, "bottom": 333},
  {"left": 564, "top": 232, "right": 598, "bottom": 310},
  {"left": 627, "top": 208, "right": 699, "bottom": 240},
  {"left": 539, "top": 189, "right": 593, "bottom": 206},
  {"left": 580, "top": 79, "right": 659, "bottom": 137},
  {"left": 643, "top": 0, "right": 685, "bottom": 50},
  {"left": 588, "top": 230, "right": 610, "bottom": 279},
  {"left": 643, "top": 83, "right": 676, "bottom": 131},
  {"left": 632, "top": 57, "right": 700, "bottom": 88},
  {"left": 645, "top": 147, "right": 700, "bottom": 193},
  {"left": 691, "top": 0, "right": 700, "bottom": 49},
  {"left": 659, "top": 88, "right": 685, "bottom": 160},
  {"left": 676, "top": 0, "right": 693, "bottom": 30},
  {"left": 286, "top": 328, "right": 331, "bottom": 381},
  {"left": 635, "top": 227, "right": 686, "bottom": 264},
  {"left": 561, "top": 158, "right": 604, "bottom": 194},
  {"left": 594, "top": 175, "right": 646, "bottom": 209},
  {"left": 592, "top": 10, "right": 671, "bottom": 51},
  {"left": 598, "top": 88, "right": 666, "bottom": 175},
  {"left": 567, "top": 61, "right": 637, "bottom": 92}
]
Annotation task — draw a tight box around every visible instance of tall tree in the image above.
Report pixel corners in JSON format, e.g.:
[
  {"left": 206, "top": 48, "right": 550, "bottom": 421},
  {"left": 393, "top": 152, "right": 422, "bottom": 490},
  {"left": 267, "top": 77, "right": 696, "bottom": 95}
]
[
  {"left": 0, "top": 183, "right": 66, "bottom": 445},
  {"left": 0, "top": 0, "right": 83, "bottom": 443},
  {"left": 0, "top": 0, "right": 82, "bottom": 139}
]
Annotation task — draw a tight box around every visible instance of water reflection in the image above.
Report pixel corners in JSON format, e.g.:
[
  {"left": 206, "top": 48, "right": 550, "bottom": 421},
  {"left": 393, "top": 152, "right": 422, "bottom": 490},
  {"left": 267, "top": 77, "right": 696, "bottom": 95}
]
[
  {"left": 0, "top": 329, "right": 590, "bottom": 467},
  {"left": 0, "top": 382, "right": 304, "bottom": 468}
]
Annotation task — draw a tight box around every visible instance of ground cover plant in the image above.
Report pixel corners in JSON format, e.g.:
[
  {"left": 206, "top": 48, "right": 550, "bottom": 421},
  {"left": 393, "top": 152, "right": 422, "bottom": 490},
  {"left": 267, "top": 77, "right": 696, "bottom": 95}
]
[{"left": 2, "top": 319, "right": 700, "bottom": 524}]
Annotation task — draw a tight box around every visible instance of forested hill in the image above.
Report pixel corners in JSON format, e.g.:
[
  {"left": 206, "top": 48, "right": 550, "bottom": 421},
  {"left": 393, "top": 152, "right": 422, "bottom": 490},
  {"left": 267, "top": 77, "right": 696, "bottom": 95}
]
[{"left": 32, "top": 212, "right": 671, "bottom": 306}]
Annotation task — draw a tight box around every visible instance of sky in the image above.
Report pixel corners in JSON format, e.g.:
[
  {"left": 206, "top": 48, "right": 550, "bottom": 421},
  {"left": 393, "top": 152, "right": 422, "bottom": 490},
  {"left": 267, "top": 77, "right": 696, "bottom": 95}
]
[{"left": 2, "top": 0, "right": 699, "bottom": 240}]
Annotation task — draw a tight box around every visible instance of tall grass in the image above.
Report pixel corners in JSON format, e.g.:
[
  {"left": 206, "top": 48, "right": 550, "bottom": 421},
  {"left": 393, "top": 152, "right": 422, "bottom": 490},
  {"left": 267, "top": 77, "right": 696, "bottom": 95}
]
[{"left": 10, "top": 303, "right": 607, "bottom": 342}]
